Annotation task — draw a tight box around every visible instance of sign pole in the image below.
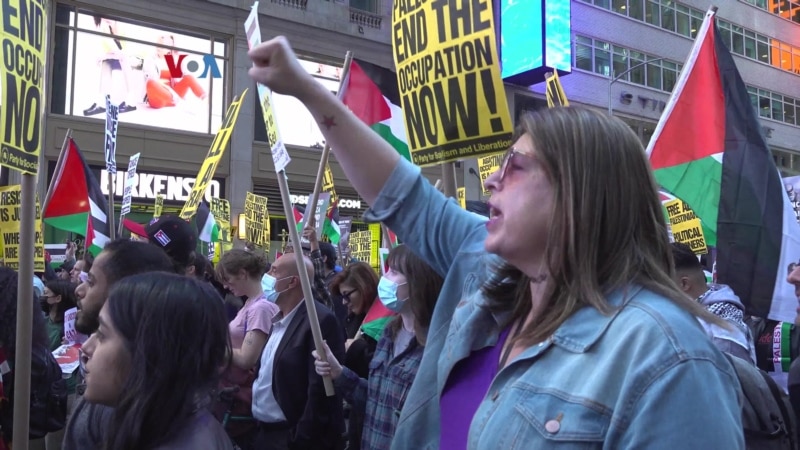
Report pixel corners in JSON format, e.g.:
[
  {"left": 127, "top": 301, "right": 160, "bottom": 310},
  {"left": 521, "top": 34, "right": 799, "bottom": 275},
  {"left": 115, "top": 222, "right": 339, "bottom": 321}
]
[
  {"left": 276, "top": 170, "right": 335, "bottom": 396},
  {"left": 12, "top": 173, "right": 36, "bottom": 449},
  {"left": 302, "top": 51, "right": 354, "bottom": 231},
  {"left": 107, "top": 173, "right": 116, "bottom": 240}
]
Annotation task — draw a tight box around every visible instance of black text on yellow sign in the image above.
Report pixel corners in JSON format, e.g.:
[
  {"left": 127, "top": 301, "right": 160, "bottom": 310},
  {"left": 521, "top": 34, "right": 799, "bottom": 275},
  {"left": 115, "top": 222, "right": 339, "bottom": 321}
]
[
  {"left": 210, "top": 198, "right": 232, "bottom": 243},
  {"left": 477, "top": 152, "right": 503, "bottom": 196},
  {"left": 349, "top": 230, "right": 372, "bottom": 266},
  {"left": 0, "top": 185, "right": 44, "bottom": 270},
  {"left": 244, "top": 192, "right": 270, "bottom": 250},
  {"left": 392, "top": 0, "right": 513, "bottom": 166},
  {"left": 322, "top": 163, "right": 337, "bottom": 205},
  {"left": 180, "top": 89, "right": 248, "bottom": 219},
  {"left": 1, "top": 0, "right": 46, "bottom": 174},
  {"left": 664, "top": 199, "right": 707, "bottom": 254}
]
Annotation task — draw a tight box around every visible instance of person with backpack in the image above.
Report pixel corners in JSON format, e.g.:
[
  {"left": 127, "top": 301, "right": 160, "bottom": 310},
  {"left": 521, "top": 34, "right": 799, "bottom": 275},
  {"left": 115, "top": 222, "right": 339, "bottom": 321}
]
[{"left": 0, "top": 267, "right": 68, "bottom": 448}]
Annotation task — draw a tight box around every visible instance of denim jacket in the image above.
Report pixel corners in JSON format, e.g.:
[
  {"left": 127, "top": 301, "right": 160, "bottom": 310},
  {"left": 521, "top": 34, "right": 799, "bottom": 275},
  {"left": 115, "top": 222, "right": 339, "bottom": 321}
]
[{"left": 364, "top": 159, "right": 744, "bottom": 450}]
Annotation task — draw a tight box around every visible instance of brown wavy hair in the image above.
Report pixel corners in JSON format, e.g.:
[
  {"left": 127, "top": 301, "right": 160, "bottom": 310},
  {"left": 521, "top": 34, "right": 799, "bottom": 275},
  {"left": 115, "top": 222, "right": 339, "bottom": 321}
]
[
  {"left": 330, "top": 262, "right": 379, "bottom": 315},
  {"left": 482, "top": 106, "right": 723, "bottom": 345}
]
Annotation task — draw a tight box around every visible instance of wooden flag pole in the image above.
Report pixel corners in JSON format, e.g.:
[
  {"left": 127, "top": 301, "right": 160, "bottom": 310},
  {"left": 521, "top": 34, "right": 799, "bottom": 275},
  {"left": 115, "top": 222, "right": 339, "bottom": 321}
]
[
  {"left": 302, "top": 51, "right": 354, "bottom": 231},
  {"left": 43, "top": 129, "right": 72, "bottom": 208},
  {"left": 276, "top": 170, "right": 336, "bottom": 396},
  {"left": 12, "top": 172, "right": 37, "bottom": 449}
]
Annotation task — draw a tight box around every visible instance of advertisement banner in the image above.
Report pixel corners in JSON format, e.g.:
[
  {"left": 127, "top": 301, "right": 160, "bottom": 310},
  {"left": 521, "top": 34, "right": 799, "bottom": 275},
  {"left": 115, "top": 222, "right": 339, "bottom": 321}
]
[
  {"left": 1, "top": 0, "right": 46, "bottom": 174},
  {"left": 62, "top": 12, "right": 226, "bottom": 134},
  {"left": 783, "top": 175, "right": 800, "bottom": 224},
  {"left": 391, "top": 0, "right": 514, "bottom": 166},
  {"left": 179, "top": 89, "right": 247, "bottom": 219}
]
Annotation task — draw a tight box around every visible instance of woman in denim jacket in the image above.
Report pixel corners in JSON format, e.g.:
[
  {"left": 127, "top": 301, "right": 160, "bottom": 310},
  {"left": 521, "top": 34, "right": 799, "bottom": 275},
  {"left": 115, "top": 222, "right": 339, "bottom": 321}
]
[{"left": 248, "top": 38, "right": 744, "bottom": 450}]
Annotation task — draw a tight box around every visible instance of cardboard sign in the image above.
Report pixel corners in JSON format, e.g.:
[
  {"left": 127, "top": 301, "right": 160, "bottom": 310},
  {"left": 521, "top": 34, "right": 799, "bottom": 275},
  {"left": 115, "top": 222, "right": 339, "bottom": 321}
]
[{"left": 392, "top": 0, "right": 513, "bottom": 166}]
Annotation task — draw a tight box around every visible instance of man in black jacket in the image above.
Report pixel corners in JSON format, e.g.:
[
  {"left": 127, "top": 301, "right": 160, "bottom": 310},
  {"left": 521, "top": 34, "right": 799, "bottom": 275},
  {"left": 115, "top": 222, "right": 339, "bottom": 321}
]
[{"left": 251, "top": 252, "right": 345, "bottom": 450}]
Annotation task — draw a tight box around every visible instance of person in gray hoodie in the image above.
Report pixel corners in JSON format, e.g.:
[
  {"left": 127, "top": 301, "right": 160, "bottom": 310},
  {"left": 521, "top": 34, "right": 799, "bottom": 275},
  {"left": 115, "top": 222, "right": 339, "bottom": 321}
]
[{"left": 671, "top": 242, "right": 756, "bottom": 363}]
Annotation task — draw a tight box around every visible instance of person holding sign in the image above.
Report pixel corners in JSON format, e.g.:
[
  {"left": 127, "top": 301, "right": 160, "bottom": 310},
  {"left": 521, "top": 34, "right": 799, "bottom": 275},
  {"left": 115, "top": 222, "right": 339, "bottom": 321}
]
[{"left": 248, "top": 38, "right": 743, "bottom": 449}]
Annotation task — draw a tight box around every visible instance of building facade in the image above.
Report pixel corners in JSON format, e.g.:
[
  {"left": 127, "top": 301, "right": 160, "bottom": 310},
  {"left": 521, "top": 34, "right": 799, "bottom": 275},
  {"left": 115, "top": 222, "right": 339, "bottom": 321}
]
[{"left": 37, "top": 0, "right": 800, "bottom": 254}]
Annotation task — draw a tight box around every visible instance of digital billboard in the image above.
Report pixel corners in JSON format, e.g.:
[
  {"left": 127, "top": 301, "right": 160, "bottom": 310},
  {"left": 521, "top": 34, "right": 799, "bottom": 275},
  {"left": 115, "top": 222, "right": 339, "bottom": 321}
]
[
  {"left": 52, "top": 8, "right": 227, "bottom": 134},
  {"left": 498, "top": 0, "right": 572, "bottom": 86}
]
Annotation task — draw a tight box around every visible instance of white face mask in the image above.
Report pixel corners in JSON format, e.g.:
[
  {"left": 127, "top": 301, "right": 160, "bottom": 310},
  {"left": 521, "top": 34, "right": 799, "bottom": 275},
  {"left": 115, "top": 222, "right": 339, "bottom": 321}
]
[
  {"left": 261, "top": 274, "right": 293, "bottom": 302},
  {"left": 377, "top": 276, "right": 408, "bottom": 313}
]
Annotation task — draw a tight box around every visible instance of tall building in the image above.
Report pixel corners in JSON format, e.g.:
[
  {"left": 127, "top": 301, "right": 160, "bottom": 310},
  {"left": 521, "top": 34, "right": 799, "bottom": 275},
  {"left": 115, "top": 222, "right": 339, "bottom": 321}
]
[
  {"left": 39, "top": 0, "right": 800, "bottom": 251},
  {"left": 40, "top": 0, "right": 433, "bottom": 255}
]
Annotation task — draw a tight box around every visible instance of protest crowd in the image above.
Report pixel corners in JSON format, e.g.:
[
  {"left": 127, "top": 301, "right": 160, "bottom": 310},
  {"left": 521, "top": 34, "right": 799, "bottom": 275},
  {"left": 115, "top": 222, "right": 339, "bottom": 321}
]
[{"left": 3, "top": 2, "right": 800, "bottom": 450}]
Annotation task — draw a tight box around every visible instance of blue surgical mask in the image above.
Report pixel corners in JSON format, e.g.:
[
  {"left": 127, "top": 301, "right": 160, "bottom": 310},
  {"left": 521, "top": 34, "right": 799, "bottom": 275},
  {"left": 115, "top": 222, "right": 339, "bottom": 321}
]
[
  {"left": 377, "top": 276, "right": 408, "bottom": 313},
  {"left": 261, "top": 274, "right": 292, "bottom": 303}
]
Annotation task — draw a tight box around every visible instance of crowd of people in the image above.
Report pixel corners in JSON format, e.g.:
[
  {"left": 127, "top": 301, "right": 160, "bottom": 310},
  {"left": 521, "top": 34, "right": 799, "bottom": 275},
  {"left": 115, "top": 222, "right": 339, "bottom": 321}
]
[{"left": 1, "top": 35, "right": 800, "bottom": 449}]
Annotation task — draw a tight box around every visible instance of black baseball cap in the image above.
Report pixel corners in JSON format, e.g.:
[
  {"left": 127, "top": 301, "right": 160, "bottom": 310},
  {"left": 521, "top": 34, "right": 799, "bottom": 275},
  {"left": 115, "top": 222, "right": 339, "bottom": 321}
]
[{"left": 144, "top": 215, "right": 197, "bottom": 267}]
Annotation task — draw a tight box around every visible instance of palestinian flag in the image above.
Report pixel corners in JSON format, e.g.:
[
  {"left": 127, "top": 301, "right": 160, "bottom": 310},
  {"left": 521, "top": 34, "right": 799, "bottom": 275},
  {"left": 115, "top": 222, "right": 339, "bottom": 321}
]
[
  {"left": 294, "top": 202, "right": 341, "bottom": 245},
  {"left": 196, "top": 201, "right": 220, "bottom": 243},
  {"left": 341, "top": 59, "right": 411, "bottom": 162},
  {"left": 648, "top": 8, "right": 800, "bottom": 323},
  {"left": 43, "top": 138, "right": 111, "bottom": 256},
  {"left": 360, "top": 299, "right": 395, "bottom": 341}
]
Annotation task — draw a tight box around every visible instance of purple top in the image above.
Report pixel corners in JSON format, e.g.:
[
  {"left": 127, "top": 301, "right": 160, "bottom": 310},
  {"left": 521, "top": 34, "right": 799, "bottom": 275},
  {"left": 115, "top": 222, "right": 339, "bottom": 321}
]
[{"left": 439, "top": 326, "right": 512, "bottom": 449}]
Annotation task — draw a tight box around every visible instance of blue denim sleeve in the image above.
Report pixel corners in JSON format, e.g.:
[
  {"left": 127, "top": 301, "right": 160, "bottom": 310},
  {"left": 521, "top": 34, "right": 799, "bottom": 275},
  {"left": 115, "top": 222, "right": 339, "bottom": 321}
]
[
  {"left": 363, "top": 158, "right": 486, "bottom": 277},
  {"left": 611, "top": 359, "right": 744, "bottom": 449}
]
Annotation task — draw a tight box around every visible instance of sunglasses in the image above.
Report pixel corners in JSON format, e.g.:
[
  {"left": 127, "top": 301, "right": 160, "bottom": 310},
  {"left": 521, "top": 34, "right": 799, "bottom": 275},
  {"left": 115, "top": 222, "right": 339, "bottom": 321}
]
[{"left": 498, "top": 147, "right": 536, "bottom": 183}]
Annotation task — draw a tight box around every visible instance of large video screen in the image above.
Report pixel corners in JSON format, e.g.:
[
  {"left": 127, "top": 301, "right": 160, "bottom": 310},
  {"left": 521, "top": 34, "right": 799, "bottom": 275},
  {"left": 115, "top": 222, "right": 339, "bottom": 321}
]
[
  {"left": 499, "top": 0, "right": 571, "bottom": 84},
  {"left": 52, "top": 7, "right": 227, "bottom": 134}
]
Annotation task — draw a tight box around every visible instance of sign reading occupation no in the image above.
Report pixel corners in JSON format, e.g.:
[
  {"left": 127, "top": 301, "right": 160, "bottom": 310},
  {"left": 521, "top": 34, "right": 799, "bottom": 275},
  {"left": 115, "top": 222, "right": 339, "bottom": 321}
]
[
  {"left": 392, "top": 0, "right": 514, "bottom": 166},
  {"left": 1, "top": 0, "right": 46, "bottom": 174}
]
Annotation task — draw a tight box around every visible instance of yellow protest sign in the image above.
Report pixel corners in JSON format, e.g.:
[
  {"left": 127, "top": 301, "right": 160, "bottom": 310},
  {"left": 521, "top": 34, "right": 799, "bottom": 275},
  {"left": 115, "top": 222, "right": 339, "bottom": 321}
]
[
  {"left": 664, "top": 199, "right": 707, "bottom": 254},
  {"left": 1, "top": 0, "right": 46, "bottom": 174},
  {"left": 153, "top": 194, "right": 164, "bottom": 219},
  {"left": 457, "top": 187, "right": 466, "bottom": 209},
  {"left": 545, "top": 71, "right": 569, "bottom": 108},
  {"left": 323, "top": 163, "right": 337, "bottom": 205},
  {"left": 244, "top": 192, "right": 270, "bottom": 250},
  {"left": 477, "top": 152, "right": 503, "bottom": 196},
  {"left": 392, "top": 0, "right": 513, "bottom": 167},
  {"left": 210, "top": 198, "right": 232, "bottom": 243},
  {"left": 180, "top": 90, "right": 248, "bottom": 219},
  {"left": 350, "top": 230, "right": 372, "bottom": 267},
  {"left": 0, "top": 185, "right": 44, "bottom": 270},
  {"left": 368, "top": 223, "right": 381, "bottom": 271}
]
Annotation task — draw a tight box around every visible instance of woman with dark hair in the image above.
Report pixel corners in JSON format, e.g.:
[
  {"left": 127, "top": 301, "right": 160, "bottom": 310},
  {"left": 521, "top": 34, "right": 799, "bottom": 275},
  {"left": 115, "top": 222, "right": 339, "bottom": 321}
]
[
  {"left": 41, "top": 280, "right": 79, "bottom": 350},
  {"left": 80, "top": 272, "right": 233, "bottom": 449},
  {"left": 250, "top": 40, "right": 743, "bottom": 449},
  {"left": 314, "top": 245, "right": 443, "bottom": 450},
  {"left": 0, "top": 267, "right": 64, "bottom": 447},
  {"left": 330, "top": 262, "right": 379, "bottom": 341}
]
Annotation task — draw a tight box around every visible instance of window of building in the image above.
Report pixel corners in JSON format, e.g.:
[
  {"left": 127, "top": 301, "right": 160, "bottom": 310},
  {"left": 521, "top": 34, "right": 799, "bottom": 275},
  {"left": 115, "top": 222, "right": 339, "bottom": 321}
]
[
  {"left": 573, "top": 35, "right": 682, "bottom": 92},
  {"left": 51, "top": 4, "right": 228, "bottom": 134},
  {"left": 747, "top": 84, "right": 800, "bottom": 126},
  {"left": 254, "top": 58, "right": 342, "bottom": 147},
  {"left": 350, "top": 0, "right": 380, "bottom": 14},
  {"left": 580, "top": 0, "right": 800, "bottom": 77}
]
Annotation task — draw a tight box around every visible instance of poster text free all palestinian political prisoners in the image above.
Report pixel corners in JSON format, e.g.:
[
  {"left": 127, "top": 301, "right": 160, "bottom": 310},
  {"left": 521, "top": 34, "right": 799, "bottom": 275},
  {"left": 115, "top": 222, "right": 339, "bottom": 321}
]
[{"left": 392, "top": 0, "right": 513, "bottom": 166}]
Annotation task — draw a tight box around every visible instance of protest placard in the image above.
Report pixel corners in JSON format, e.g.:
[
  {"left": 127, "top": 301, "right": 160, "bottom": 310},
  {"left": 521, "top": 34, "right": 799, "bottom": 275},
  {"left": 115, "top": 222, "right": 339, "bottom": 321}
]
[
  {"left": 245, "top": 192, "right": 270, "bottom": 249},
  {"left": 477, "top": 152, "right": 503, "bottom": 196},
  {"left": 392, "top": 0, "right": 513, "bottom": 166},
  {"left": 0, "top": 185, "right": 44, "bottom": 270},
  {"left": 664, "top": 199, "right": 707, "bottom": 254},
  {"left": 211, "top": 198, "right": 232, "bottom": 243}
]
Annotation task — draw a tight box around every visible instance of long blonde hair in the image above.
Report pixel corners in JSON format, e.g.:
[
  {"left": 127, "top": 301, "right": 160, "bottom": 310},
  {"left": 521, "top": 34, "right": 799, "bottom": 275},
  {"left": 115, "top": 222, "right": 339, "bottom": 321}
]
[{"left": 482, "top": 106, "right": 721, "bottom": 344}]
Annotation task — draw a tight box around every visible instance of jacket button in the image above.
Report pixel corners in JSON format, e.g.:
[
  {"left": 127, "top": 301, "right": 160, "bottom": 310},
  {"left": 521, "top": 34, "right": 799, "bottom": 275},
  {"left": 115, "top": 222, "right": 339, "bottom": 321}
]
[{"left": 545, "top": 419, "right": 561, "bottom": 434}]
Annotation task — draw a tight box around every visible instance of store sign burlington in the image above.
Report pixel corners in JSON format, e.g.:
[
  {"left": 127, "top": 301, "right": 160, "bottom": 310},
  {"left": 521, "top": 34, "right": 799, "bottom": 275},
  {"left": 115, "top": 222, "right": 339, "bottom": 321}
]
[{"left": 100, "top": 169, "right": 221, "bottom": 202}]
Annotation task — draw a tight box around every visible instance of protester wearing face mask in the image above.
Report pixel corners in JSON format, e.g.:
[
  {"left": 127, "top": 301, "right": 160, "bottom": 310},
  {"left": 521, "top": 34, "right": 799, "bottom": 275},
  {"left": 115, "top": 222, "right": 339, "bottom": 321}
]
[
  {"left": 314, "top": 245, "right": 443, "bottom": 450},
  {"left": 250, "top": 252, "right": 345, "bottom": 450},
  {"left": 213, "top": 249, "right": 279, "bottom": 447}
]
